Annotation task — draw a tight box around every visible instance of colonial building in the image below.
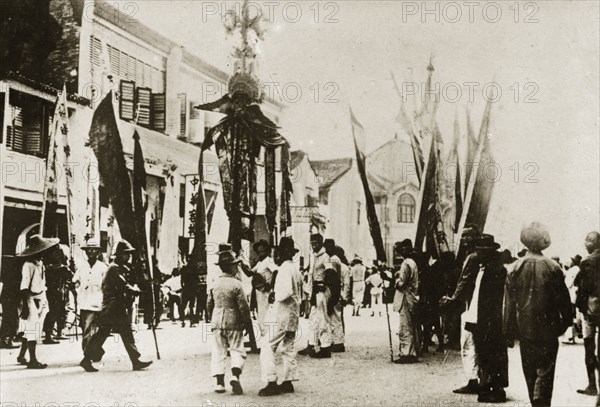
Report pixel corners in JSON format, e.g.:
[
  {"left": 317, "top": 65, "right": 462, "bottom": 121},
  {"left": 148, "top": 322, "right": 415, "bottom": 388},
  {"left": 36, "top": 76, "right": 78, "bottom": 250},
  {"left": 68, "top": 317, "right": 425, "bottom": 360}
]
[
  {"left": 313, "top": 135, "right": 420, "bottom": 264},
  {"left": 0, "top": 0, "right": 285, "bottom": 276},
  {"left": 288, "top": 150, "right": 322, "bottom": 263}
]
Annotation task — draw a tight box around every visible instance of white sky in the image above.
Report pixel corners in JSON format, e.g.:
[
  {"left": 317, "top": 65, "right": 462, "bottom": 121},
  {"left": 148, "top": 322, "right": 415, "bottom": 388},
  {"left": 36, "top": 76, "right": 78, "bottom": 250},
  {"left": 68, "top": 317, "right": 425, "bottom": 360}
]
[{"left": 130, "top": 0, "right": 600, "bottom": 260}]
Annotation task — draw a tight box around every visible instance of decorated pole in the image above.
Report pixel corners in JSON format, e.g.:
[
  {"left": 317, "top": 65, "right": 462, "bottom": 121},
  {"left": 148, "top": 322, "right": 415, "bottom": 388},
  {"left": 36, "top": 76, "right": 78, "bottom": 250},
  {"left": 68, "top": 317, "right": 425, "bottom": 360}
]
[{"left": 190, "top": 0, "right": 292, "bottom": 273}]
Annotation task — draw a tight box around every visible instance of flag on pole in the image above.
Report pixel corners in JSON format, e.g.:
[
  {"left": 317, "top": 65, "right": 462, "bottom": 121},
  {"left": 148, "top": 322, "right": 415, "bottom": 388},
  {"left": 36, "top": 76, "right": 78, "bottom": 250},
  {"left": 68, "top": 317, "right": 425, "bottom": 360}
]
[
  {"left": 452, "top": 114, "right": 463, "bottom": 232},
  {"left": 89, "top": 91, "right": 136, "bottom": 246},
  {"left": 456, "top": 98, "right": 495, "bottom": 248},
  {"left": 465, "top": 106, "right": 479, "bottom": 187},
  {"left": 132, "top": 130, "right": 151, "bottom": 282},
  {"left": 414, "top": 135, "right": 438, "bottom": 251},
  {"left": 350, "top": 107, "right": 387, "bottom": 262},
  {"left": 57, "top": 85, "right": 76, "bottom": 248},
  {"left": 391, "top": 71, "right": 424, "bottom": 184},
  {"left": 40, "top": 94, "right": 61, "bottom": 238}
]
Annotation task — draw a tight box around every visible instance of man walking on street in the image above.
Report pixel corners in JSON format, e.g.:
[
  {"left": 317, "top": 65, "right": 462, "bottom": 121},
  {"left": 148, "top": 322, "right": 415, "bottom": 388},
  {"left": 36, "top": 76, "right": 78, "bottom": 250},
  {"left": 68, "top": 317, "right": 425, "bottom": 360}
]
[
  {"left": 209, "top": 246, "right": 253, "bottom": 395},
  {"left": 324, "top": 239, "right": 345, "bottom": 352},
  {"left": 80, "top": 240, "right": 152, "bottom": 372},
  {"left": 72, "top": 240, "right": 107, "bottom": 351},
  {"left": 258, "top": 237, "right": 303, "bottom": 396},
  {"left": 393, "top": 239, "right": 420, "bottom": 364},
  {"left": 504, "top": 222, "right": 572, "bottom": 407}
]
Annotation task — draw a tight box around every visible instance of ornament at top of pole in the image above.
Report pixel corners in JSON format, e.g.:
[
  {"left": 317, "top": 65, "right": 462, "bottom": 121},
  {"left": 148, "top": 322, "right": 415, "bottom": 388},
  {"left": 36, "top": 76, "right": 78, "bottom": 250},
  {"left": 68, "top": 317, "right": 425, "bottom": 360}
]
[{"left": 224, "top": 0, "right": 266, "bottom": 104}]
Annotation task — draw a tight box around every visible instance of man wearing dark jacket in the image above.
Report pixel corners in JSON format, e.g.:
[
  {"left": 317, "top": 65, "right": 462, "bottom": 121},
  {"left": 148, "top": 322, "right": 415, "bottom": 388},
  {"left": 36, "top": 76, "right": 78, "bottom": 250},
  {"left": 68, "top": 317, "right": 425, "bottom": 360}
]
[
  {"left": 80, "top": 240, "right": 152, "bottom": 372},
  {"left": 504, "top": 222, "right": 572, "bottom": 407},
  {"left": 574, "top": 231, "right": 600, "bottom": 396}
]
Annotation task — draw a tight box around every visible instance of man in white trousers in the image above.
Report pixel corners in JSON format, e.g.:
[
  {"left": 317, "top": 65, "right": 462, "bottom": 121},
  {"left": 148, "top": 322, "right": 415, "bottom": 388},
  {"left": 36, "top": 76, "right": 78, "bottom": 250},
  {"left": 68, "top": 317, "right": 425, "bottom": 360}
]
[
  {"left": 440, "top": 226, "right": 481, "bottom": 394},
  {"left": 258, "top": 237, "right": 303, "bottom": 396}
]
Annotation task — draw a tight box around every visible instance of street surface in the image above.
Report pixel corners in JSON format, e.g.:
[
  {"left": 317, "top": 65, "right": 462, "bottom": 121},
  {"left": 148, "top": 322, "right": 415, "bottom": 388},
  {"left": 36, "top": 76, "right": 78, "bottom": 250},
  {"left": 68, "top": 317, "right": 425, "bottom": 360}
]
[{"left": 0, "top": 307, "right": 594, "bottom": 407}]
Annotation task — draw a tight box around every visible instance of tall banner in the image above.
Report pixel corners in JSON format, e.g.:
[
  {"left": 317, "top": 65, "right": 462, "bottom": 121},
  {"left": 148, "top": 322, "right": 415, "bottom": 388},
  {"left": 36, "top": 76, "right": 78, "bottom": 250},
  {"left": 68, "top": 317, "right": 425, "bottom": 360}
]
[
  {"left": 40, "top": 93, "right": 61, "bottom": 238},
  {"left": 452, "top": 114, "right": 463, "bottom": 232},
  {"left": 58, "top": 85, "right": 76, "bottom": 247},
  {"left": 350, "top": 107, "right": 387, "bottom": 262},
  {"left": 414, "top": 136, "right": 438, "bottom": 251},
  {"left": 133, "top": 130, "right": 151, "bottom": 282},
  {"left": 456, "top": 98, "right": 495, "bottom": 251},
  {"left": 88, "top": 91, "right": 136, "bottom": 248}
]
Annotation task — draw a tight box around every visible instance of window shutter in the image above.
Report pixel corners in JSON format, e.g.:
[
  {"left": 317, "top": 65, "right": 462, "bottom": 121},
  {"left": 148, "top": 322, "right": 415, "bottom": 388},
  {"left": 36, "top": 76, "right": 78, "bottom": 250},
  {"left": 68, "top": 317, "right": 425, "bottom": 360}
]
[
  {"left": 178, "top": 93, "right": 187, "bottom": 137},
  {"left": 0, "top": 93, "right": 4, "bottom": 144},
  {"left": 136, "top": 87, "right": 152, "bottom": 127},
  {"left": 151, "top": 93, "right": 166, "bottom": 131},
  {"left": 108, "top": 44, "right": 119, "bottom": 75},
  {"left": 119, "top": 80, "right": 135, "bottom": 121},
  {"left": 24, "top": 104, "right": 43, "bottom": 154},
  {"left": 90, "top": 36, "right": 101, "bottom": 68},
  {"left": 9, "top": 106, "right": 24, "bottom": 152}
]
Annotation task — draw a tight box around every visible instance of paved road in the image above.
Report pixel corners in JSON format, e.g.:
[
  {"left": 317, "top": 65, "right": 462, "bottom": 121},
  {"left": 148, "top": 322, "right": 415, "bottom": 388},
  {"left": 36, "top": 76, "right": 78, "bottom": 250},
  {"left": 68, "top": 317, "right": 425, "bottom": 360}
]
[{"left": 0, "top": 307, "right": 595, "bottom": 406}]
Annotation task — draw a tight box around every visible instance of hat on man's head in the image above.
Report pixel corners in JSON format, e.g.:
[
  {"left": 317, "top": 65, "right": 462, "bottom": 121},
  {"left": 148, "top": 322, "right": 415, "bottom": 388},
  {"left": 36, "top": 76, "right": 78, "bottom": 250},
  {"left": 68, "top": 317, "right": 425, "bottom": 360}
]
[
  {"left": 217, "top": 243, "right": 232, "bottom": 254},
  {"left": 351, "top": 255, "right": 363, "bottom": 265},
  {"left": 399, "top": 239, "right": 413, "bottom": 249},
  {"left": 461, "top": 225, "right": 481, "bottom": 242},
  {"left": 278, "top": 237, "right": 299, "bottom": 256},
  {"left": 571, "top": 254, "right": 582, "bottom": 266},
  {"left": 17, "top": 234, "right": 60, "bottom": 257},
  {"left": 112, "top": 240, "right": 136, "bottom": 256},
  {"left": 310, "top": 233, "right": 323, "bottom": 240},
  {"left": 476, "top": 234, "right": 501, "bottom": 251},
  {"left": 520, "top": 221, "right": 551, "bottom": 252},
  {"left": 323, "top": 238, "right": 335, "bottom": 247},
  {"left": 82, "top": 240, "right": 101, "bottom": 250},
  {"left": 215, "top": 250, "right": 241, "bottom": 266},
  {"left": 252, "top": 239, "right": 270, "bottom": 253}
]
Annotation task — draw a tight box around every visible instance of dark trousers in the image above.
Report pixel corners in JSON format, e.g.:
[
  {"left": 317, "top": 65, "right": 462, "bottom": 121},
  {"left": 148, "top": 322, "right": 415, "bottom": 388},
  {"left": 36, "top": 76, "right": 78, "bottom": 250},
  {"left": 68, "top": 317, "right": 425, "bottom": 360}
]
[
  {"left": 84, "top": 324, "right": 141, "bottom": 363},
  {"left": 79, "top": 310, "right": 98, "bottom": 351},
  {"left": 168, "top": 295, "right": 181, "bottom": 321},
  {"left": 181, "top": 289, "right": 197, "bottom": 322},
  {"left": 473, "top": 328, "right": 509, "bottom": 389},
  {"left": 0, "top": 297, "right": 20, "bottom": 340},
  {"left": 195, "top": 285, "right": 207, "bottom": 321},
  {"left": 43, "top": 290, "right": 66, "bottom": 335},
  {"left": 520, "top": 338, "right": 559, "bottom": 406}
]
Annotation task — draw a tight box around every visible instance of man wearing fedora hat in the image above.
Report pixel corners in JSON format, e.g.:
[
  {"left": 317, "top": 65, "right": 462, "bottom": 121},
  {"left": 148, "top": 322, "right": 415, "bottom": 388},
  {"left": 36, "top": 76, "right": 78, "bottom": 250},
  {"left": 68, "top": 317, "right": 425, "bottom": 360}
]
[
  {"left": 468, "top": 234, "right": 508, "bottom": 403},
  {"left": 504, "top": 222, "right": 572, "bottom": 406},
  {"left": 15, "top": 234, "right": 60, "bottom": 369},
  {"left": 72, "top": 240, "right": 107, "bottom": 351},
  {"left": 80, "top": 240, "right": 152, "bottom": 372},
  {"left": 258, "top": 237, "right": 303, "bottom": 396},
  {"left": 440, "top": 225, "right": 482, "bottom": 394},
  {"left": 209, "top": 245, "right": 253, "bottom": 395}
]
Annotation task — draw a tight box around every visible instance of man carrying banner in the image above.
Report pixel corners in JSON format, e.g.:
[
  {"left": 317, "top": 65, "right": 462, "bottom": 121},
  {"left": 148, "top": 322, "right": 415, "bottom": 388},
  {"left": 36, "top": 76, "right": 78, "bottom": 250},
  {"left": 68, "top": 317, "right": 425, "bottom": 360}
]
[{"left": 80, "top": 240, "right": 152, "bottom": 372}]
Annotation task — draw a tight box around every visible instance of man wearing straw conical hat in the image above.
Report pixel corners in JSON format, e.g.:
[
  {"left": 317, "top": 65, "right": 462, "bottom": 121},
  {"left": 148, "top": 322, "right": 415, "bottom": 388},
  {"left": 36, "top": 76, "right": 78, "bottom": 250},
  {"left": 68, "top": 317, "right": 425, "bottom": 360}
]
[
  {"left": 15, "top": 234, "right": 59, "bottom": 369},
  {"left": 504, "top": 222, "right": 572, "bottom": 407},
  {"left": 80, "top": 240, "right": 152, "bottom": 372}
]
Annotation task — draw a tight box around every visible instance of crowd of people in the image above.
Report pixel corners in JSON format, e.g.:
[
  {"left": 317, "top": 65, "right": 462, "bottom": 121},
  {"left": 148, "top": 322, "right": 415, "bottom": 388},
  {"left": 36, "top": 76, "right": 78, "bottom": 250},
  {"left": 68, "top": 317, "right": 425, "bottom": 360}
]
[{"left": 0, "top": 225, "right": 599, "bottom": 406}]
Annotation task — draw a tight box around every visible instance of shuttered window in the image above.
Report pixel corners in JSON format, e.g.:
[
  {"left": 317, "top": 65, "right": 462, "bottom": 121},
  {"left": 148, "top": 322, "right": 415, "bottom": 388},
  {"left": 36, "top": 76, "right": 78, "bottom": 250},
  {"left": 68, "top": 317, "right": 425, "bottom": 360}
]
[
  {"left": 178, "top": 93, "right": 187, "bottom": 137},
  {"left": 136, "top": 87, "right": 152, "bottom": 127},
  {"left": 90, "top": 36, "right": 165, "bottom": 93},
  {"left": 119, "top": 80, "right": 135, "bottom": 121},
  {"left": 152, "top": 93, "right": 166, "bottom": 131},
  {"left": 7, "top": 106, "right": 24, "bottom": 152}
]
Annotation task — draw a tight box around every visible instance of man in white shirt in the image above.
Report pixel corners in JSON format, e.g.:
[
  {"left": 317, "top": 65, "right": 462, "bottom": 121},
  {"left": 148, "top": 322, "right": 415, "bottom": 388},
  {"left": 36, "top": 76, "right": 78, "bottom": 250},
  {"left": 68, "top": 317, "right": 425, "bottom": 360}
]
[
  {"left": 72, "top": 241, "right": 108, "bottom": 351},
  {"left": 258, "top": 237, "right": 303, "bottom": 396},
  {"left": 251, "top": 239, "right": 278, "bottom": 338},
  {"left": 162, "top": 269, "right": 182, "bottom": 321}
]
